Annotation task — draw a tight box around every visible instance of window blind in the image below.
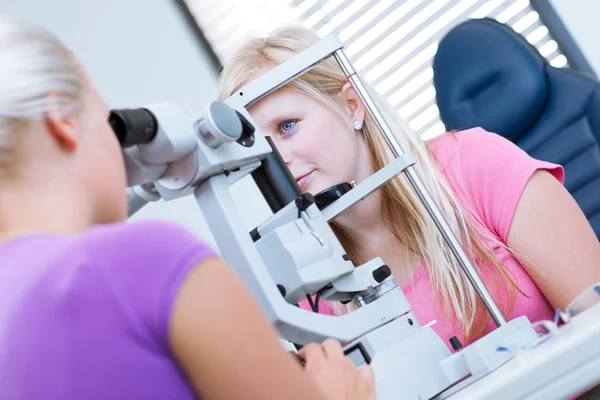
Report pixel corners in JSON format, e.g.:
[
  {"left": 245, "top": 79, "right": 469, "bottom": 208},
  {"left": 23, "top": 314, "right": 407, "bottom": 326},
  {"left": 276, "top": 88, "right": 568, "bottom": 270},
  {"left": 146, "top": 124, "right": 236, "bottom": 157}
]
[{"left": 184, "top": 0, "right": 568, "bottom": 139}]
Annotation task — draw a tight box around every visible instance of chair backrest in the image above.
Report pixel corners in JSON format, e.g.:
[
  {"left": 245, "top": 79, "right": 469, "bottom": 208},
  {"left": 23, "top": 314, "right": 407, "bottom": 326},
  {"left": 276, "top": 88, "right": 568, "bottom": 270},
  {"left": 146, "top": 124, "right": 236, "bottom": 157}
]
[{"left": 433, "top": 18, "right": 600, "bottom": 239}]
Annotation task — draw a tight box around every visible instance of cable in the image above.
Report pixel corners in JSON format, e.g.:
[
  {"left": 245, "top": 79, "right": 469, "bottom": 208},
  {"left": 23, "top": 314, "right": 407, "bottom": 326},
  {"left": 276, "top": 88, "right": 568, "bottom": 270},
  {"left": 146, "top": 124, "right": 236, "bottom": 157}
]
[
  {"left": 314, "top": 290, "right": 323, "bottom": 313},
  {"left": 313, "top": 285, "right": 332, "bottom": 313},
  {"left": 305, "top": 294, "right": 315, "bottom": 312}
]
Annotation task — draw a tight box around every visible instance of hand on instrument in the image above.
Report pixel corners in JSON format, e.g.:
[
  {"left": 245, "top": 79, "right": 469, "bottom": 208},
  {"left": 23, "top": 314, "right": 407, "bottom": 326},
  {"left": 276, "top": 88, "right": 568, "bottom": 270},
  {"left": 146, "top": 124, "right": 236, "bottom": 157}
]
[{"left": 299, "top": 339, "right": 375, "bottom": 400}]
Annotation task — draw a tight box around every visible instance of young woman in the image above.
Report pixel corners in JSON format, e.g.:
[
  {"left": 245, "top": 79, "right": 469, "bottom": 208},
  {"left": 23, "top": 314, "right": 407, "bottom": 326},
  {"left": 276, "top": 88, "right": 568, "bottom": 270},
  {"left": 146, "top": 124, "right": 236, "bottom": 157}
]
[
  {"left": 0, "top": 16, "right": 375, "bottom": 400},
  {"left": 218, "top": 25, "right": 600, "bottom": 347}
]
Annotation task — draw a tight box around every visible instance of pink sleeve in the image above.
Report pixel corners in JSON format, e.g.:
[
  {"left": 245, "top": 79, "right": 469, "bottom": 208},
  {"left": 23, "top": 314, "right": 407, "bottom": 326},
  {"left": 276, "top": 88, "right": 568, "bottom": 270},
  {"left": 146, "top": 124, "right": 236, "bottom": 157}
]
[{"left": 434, "top": 128, "right": 565, "bottom": 242}]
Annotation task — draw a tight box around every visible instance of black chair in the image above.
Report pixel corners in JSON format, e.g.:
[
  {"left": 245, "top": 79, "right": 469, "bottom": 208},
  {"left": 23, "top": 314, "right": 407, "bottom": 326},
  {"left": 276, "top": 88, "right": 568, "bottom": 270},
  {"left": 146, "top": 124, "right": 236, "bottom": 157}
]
[{"left": 433, "top": 18, "right": 600, "bottom": 239}]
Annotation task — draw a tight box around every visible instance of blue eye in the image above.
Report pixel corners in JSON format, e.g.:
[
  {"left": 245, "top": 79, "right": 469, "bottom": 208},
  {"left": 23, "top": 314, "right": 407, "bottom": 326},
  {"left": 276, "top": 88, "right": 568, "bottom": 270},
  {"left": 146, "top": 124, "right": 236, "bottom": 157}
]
[{"left": 278, "top": 120, "right": 298, "bottom": 137}]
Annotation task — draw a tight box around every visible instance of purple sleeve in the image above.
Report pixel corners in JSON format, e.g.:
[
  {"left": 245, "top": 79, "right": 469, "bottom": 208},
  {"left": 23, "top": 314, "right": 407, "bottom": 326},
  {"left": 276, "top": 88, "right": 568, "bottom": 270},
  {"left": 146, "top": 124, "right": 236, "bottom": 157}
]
[{"left": 82, "top": 220, "right": 217, "bottom": 349}]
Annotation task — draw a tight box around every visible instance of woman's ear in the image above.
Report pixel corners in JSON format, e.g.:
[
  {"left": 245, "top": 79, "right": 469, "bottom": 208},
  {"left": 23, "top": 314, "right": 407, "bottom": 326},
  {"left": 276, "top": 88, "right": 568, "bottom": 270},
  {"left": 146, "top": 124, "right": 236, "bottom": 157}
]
[
  {"left": 44, "top": 96, "right": 79, "bottom": 151},
  {"left": 340, "top": 82, "right": 366, "bottom": 127}
]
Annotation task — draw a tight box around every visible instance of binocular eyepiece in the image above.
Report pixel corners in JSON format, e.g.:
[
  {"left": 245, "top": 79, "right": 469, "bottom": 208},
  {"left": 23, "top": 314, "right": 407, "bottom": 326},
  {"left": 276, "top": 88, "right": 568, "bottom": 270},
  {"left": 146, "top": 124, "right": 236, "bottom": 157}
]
[
  {"left": 109, "top": 108, "right": 158, "bottom": 148},
  {"left": 109, "top": 102, "right": 256, "bottom": 150}
]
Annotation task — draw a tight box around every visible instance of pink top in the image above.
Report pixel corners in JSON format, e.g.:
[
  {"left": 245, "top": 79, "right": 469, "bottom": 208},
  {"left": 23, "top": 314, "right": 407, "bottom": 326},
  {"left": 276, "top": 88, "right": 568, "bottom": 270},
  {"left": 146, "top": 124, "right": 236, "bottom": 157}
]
[{"left": 301, "top": 127, "right": 564, "bottom": 349}]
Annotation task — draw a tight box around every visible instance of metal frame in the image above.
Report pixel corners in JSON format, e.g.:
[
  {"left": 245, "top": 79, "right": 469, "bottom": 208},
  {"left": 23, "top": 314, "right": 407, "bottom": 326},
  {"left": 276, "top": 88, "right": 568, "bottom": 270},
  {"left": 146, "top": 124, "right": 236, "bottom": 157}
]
[{"left": 334, "top": 49, "right": 506, "bottom": 327}]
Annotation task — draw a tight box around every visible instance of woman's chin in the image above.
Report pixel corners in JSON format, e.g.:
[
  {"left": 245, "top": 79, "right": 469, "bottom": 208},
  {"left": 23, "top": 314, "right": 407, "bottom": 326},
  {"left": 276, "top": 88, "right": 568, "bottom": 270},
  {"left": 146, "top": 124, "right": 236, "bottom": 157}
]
[{"left": 307, "top": 183, "right": 332, "bottom": 197}]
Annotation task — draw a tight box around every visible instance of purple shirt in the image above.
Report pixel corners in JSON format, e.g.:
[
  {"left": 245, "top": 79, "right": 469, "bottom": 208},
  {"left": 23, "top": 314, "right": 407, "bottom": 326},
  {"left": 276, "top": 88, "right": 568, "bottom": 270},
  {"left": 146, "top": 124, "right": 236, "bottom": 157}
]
[{"left": 0, "top": 220, "right": 215, "bottom": 399}]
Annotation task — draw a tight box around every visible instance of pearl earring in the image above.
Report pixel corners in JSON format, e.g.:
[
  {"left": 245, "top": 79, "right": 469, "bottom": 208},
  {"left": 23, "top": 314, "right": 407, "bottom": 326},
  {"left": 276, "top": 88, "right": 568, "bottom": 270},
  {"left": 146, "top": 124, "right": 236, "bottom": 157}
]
[{"left": 353, "top": 120, "right": 363, "bottom": 130}]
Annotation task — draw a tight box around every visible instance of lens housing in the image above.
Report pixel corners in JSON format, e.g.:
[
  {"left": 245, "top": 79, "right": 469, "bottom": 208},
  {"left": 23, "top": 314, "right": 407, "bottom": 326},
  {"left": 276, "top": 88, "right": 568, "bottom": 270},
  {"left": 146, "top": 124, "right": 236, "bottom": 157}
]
[{"left": 109, "top": 108, "right": 158, "bottom": 148}]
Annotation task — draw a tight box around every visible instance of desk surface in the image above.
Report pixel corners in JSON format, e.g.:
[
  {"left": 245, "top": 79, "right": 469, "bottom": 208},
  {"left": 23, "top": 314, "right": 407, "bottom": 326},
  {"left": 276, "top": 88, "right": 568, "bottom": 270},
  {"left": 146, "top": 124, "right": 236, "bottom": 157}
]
[{"left": 445, "top": 303, "right": 600, "bottom": 400}]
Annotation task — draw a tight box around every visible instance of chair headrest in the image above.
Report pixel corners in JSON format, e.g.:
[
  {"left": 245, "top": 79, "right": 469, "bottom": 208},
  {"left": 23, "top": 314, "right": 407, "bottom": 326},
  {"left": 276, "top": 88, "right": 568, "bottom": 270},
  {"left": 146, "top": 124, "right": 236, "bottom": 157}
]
[{"left": 433, "top": 18, "right": 549, "bottom": 142}]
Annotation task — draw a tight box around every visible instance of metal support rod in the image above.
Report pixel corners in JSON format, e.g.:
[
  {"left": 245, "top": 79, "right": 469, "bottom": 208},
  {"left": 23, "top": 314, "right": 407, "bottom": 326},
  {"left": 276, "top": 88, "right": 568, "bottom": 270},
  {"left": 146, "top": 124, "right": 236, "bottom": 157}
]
[{"left": 333, "top": 50, "right": 507, "bottom": 327}]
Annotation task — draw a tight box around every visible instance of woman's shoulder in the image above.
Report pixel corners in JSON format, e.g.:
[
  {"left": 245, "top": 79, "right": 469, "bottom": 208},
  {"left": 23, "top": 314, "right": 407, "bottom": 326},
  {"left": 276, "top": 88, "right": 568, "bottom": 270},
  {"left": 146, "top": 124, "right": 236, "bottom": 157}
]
[
  {"left": 429, "top": 126, "right": 563, "bottom": 185},
  {"left": 428, "top": 127, "right": 564, "bottom": 240},
  {"left": 0, "top": 220, "right": 206, "bottom": 268},
  {"left": 427, "top": 127, "right": 517, "bottom": 202},
  {"left": 83, "top": 219, "right": 204, "bottom": 247},
  {"left": 79, "top": 220, "right": 217, "bottom": 341},
  {"left": 428, "top": 127, "right": 516, "bottom": 171},
  {"left": 80, "top": 219, "right": 216, "bottom": 270}
]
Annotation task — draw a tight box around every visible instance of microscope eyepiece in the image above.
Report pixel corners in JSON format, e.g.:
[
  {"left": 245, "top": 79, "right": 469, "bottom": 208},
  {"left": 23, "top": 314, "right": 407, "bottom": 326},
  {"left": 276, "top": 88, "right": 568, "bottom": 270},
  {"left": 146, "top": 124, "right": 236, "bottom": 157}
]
[{"left": 109, "top": 108, "right": 158, "bottom": 148}]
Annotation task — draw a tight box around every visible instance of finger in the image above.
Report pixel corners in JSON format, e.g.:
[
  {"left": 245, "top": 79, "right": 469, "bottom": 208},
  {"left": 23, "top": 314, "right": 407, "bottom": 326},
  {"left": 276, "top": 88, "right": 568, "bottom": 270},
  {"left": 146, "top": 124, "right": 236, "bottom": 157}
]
[
  {"left": 321, "top": 338, "right": 344, "bottom": 360},
  {"left": 297, "top": 343, "right": 325, "bottom": 364},
  {"left": 359, "top": 366, "right": 376, "bottom": 400},
  {"left": 358, "top": 365, "right": 375, "bottom": 385},
  {"left": 288, "top": 351, "right": 305, "bottom": 368}
]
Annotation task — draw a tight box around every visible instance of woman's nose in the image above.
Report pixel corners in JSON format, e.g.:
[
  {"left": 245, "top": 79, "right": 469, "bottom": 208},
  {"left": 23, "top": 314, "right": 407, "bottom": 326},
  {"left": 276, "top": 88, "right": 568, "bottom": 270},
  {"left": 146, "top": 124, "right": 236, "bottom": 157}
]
[
  {"left": 274, "top": 142, "right": 293, "bottom": 166},
  {"left": 282, "top": 152, "right": 292, "bottom": 167}
]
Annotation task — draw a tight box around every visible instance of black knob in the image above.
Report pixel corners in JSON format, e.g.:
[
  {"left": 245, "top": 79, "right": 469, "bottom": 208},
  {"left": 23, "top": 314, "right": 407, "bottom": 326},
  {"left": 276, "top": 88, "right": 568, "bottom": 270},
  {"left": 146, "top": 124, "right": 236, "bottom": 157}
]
[
  {"left": 250, "top": 227, "right": 261, "bottom": 242},
  {"left": 277, "top": 285, "right": 286, "bottom": 297},
  {"left": 450, "top": 336, "right": 463, "bottom": 351},
  {"left": 295, "top": 193, "right": 315, "bottom": 212},
  {"left": 372, "top": 265, "right": 392, "bottom": 283}
]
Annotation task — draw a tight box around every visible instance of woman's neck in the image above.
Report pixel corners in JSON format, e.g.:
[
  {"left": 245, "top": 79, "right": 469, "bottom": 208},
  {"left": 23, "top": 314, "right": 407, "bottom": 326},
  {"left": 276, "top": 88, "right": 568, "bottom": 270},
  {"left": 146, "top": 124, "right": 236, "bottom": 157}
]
[
  {"left": 333, "top": 192, "right": 422, "bottom": 286},
  {"left": 0, "top": 179, "right": 93, "bottom": 243}
]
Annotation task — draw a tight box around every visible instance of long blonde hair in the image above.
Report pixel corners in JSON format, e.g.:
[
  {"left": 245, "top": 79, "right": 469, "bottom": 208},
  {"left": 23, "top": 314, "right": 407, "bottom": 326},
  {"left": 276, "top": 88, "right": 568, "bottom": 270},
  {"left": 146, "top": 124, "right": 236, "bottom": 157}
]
[
  {"left": 218, "top": 25, "right": 517, "bottom": 338},
  {"left": 0, "top": 15, "right": 84, "bottom": 173}
]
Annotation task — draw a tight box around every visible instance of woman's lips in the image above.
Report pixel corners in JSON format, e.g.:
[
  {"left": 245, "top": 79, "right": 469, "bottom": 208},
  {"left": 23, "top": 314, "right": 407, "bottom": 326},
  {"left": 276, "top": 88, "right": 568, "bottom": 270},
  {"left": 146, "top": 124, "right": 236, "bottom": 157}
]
[{"left": 296, "top": 170, "right": 315, "bottom": 190}]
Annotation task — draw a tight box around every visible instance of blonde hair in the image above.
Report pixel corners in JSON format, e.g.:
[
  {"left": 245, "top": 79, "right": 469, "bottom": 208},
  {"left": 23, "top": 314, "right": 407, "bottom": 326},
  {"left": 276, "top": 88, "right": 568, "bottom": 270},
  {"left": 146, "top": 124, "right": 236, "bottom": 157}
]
[
  {"left": 219, "top": 25, "right": 517, "bottom": 338},
  {"left": 0, "top": 15, "right": 84, "bottom": 171}
]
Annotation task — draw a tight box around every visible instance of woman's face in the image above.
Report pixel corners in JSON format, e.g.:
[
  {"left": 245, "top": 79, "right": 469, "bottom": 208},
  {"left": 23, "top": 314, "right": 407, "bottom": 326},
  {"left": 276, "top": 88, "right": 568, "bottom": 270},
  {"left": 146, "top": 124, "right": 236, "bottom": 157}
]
[{"left": 249, "top": 86, "right": 371, "bottom": 196}]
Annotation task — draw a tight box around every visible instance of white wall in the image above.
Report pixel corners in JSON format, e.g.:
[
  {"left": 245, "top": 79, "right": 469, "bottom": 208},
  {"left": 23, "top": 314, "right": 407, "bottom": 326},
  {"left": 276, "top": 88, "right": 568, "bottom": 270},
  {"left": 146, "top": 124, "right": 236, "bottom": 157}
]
[
  {"left": 0, "top": 0, "right": 271, "bottom": 248},
  {"left": 551, "top": 0, "right": 600, "bottom": 75}
]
